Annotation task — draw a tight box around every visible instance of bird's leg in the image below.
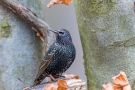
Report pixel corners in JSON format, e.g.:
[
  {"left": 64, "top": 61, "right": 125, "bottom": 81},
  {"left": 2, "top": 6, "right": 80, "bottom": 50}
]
[{"left": 49, "top": 74, "right": 57, "bottom": 81}]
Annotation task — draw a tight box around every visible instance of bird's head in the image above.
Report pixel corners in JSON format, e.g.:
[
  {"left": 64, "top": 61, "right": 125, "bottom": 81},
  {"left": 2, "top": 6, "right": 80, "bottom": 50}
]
[{"left": 49, "top": 29, "right": 72, "bottom": 43}]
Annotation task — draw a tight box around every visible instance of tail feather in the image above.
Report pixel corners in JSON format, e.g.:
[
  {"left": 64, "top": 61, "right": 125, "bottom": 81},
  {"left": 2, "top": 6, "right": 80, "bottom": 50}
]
[{"left": 33, "top": 74, "right": 47, "bottom": 86}]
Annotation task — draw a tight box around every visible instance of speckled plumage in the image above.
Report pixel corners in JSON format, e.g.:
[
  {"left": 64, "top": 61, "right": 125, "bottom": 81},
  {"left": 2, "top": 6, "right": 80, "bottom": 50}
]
[{"left": 33, "top": 29, "right": 76, "bottom": 86}]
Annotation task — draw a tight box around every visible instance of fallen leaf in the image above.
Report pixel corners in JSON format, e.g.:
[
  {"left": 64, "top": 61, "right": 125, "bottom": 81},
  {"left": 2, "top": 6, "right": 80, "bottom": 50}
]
[
  {"left": 112, "top": 72, "right": 129, "bottom": 86},
  {"left": 47, "top": 0, "right": 72, "bottom": 8},
  {"left": 113, "top": 84, "right": 122, "bottom": 90},
  {"left": 64, "top": 74, "right": 79, "bottom": 79},
  {"left": 44, "top": 84, "right": 58, "bottom": 90},
  {"left": 57, "top": 79, "right": 68, "bottom": 90},
  {"left": 112, "top": 71, "right": 131, "bottom": 90},
  {"left": 102, "top": 71, "right": 131, "bottom": 90}
]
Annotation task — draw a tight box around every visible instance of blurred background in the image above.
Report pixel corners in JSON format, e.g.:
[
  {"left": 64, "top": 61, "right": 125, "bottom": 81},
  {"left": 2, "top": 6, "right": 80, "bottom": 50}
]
[{"left": 44, "top": 0, "right": 87, "bottom": 84}]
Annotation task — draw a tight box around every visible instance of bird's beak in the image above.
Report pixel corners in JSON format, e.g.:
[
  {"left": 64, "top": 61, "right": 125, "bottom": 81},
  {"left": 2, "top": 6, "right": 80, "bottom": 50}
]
[{"left": 49, "top": 29, "right": 58, "bottom": 34}]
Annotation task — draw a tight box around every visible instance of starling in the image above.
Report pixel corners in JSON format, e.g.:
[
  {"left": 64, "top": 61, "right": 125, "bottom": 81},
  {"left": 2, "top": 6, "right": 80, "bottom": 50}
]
[{"left": 33, "top": 29, "right": 76, "bottom": 86}]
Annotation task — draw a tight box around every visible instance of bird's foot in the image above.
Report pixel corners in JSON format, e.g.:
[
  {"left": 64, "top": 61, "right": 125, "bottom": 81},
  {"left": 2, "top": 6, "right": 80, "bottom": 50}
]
[
  {"left": 49, "top": 74, "right": 57, "bottom": 81},
  {"left": 49, "top": 74, "right": 69, "bottom": 82},
  {"left": 59, "top": 76, "right": 70, "bottom": 80}
]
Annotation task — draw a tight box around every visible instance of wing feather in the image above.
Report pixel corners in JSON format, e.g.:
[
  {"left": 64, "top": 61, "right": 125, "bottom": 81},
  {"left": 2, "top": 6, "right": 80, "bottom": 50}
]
[{"left": 34, "top": 44, "right": 58, "bottom": 82}]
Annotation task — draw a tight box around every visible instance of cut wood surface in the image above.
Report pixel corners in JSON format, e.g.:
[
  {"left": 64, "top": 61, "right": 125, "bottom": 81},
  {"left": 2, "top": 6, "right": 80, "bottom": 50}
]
[{"left": 24, "top": 79, "right": 85, "bottom": 90}]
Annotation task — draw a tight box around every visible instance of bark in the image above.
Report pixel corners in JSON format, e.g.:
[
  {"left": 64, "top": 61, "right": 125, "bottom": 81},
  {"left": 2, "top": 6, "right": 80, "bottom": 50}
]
[
  {"left": 74, "top": 0, "right": 135, "bottom": 90},
  {"left": 0, "top": 0, "right": 54, "bottom": 90}
]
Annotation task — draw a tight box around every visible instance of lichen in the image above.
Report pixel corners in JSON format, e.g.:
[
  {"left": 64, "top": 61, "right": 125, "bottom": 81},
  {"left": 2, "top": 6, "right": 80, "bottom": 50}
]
[
  {"left": 98, "top": 28, "right": 105, "bottom": 31},
  {"left": 108, "top": 37, "right": 135, "bottom": 47},
  {"left": 1, "top": 21, "right": 9, "bottom": 28},
  {"left": 78, "top": 24, "right": 97, "bottom": 89},
  {"left": 0, "top": 21, "right": 12, "bottom": 38},
  {"left": 91, "top": 28, "right": 96, "bottom": 33},
  {"left": 89, "top": 0, "right": 117, "bottom": 14}
]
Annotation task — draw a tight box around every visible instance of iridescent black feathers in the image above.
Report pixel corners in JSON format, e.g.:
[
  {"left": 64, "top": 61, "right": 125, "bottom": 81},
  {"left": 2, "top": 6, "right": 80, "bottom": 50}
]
[{"left": 33, "top": 29, "right": 76, "bottom": 86}]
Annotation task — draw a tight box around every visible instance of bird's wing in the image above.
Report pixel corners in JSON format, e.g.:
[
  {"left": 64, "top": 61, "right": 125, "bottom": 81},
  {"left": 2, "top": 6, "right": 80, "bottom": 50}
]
[
  {"left": 39, "top": 53, "right": 55, "bottom": 70},
  {"left": 34, "top": 45, "right": 57, "bottom": 82}
]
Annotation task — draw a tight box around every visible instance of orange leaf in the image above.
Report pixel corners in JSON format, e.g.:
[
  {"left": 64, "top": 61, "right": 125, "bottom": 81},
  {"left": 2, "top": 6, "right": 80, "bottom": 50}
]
[
  {"left": 57, "top": 79, "right": 68, "bottom": 90},
  {"left": 102, "top": 71, "right": 131, "bottom": 90},
  {"left": 62, "top": 0, "right": 72, "bottom": 5},
  {"left": 64, "top": 74, "right": 79, "bottom": 79},
  {"left": 47, "top": 0, "right": 72, "bottom": 8},
  {"left": 112, "top": 72, "right": 129, "bottom": 87},
  {"left": 113, "top": 84, "right": 122, "bottom": 90}
]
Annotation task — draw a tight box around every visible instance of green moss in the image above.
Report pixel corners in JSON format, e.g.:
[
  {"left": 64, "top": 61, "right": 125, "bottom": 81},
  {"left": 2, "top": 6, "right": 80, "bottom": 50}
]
[
  {"left": 89, "top": 0, "right": 117, "bottom": 14},
  {"left": 1, "top": 21, "right": 9, "bottom": 28},
  {"left": 91, "top": 28, "right": 96, "bottom": 33},
  {"left": 98, "top": 28, "right": 105, "bottom": 31},
  {"left": 79, "top": 25, "right": 97, "bottom": 89},
  {"left": 0, "top": 21, "right": 12, "bottom": 38},
  {"left": 108, "top": 37, "right": 135, "bottom": 47},
  {"left": 132, "top": 81, "right": 135, "bottom": 89}
]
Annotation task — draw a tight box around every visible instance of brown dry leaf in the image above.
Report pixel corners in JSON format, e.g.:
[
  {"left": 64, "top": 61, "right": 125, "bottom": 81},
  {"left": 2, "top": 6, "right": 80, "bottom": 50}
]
[
  {"left": 112, "top": 84, "right": 122, "bottom": 90},
  {"left": 47, "top": 0, "right": 72, "bottom": 8},
  {"left": 57, "top": 79, "right": 68, "bottom": 90},
  {"left": 44, "top": 84, "right": 58, "bottom": 90},
  {"left": 44, "top": 79, "right": 69, "bottom": 90},
  {"left": 64, "top": 74, "right": 79, "bottom": 79},
  {"left": 112, "top": 72, "right": 129, "bottom": 86},
  {"left": 112, "top": 71, "right": 131, "bottom": 90},
  {"left": 102, "top": 71, "right": 131, "bottom": 90}
]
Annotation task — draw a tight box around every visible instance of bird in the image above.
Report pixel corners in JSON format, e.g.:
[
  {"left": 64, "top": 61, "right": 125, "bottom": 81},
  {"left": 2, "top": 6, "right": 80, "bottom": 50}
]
[{"left": 33, "top": 29, "right": 76, "bottom": 86}]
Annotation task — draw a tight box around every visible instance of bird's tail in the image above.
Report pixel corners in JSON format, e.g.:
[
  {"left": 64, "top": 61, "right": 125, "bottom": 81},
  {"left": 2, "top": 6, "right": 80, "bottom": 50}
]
[{"left": 33, "top": 74, "right": 47, "bottom": 86}]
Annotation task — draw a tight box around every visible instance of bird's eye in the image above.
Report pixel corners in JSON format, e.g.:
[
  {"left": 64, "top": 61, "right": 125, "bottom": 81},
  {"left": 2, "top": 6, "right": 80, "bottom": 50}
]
[{"left": 59, "top": 31, "right": 64, "bottom": 34}]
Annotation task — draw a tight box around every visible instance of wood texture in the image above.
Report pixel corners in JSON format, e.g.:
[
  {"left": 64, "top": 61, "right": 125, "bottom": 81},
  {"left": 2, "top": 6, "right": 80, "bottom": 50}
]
[{"left": 24, "top": 79, "right": 85, "bottom": 90}]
